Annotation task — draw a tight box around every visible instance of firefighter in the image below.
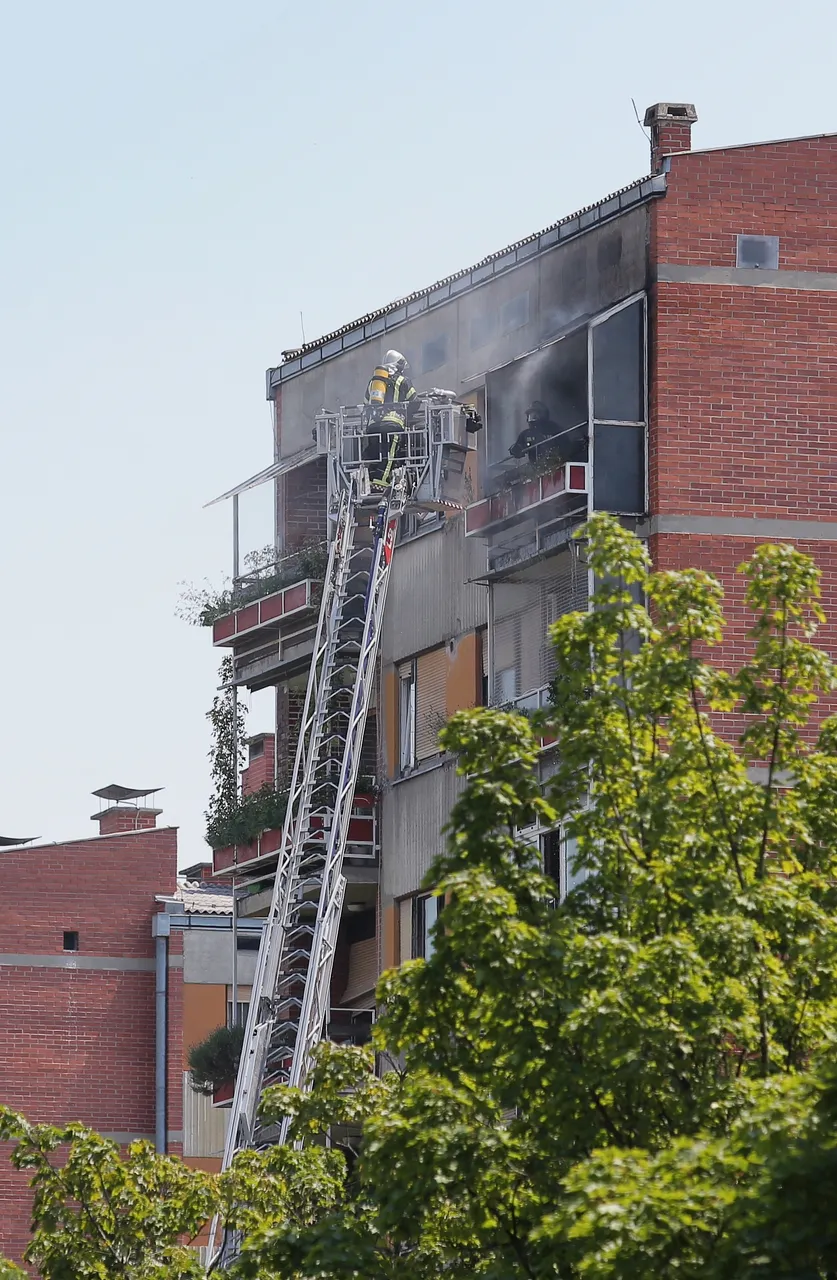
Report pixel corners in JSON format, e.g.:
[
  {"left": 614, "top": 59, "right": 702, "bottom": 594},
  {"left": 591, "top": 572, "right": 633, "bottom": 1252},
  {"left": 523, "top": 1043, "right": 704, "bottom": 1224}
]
[
  {"left": 509, "top": 400, "right": 586, "bottom": 466},
  {"left": 363, "top": 350, "right": 418, "bottom": 487},
  {"left": 509, "top": 401, "right": 557, "bottom": 464}
]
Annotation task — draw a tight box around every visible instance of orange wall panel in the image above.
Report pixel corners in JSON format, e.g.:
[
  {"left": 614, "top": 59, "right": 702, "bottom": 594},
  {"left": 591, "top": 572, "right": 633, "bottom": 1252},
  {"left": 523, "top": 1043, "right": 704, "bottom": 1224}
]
[
  {"left": 446, "top": 632, "right": 480, "bottom": 718},
  {"left": 182, "top": 984, "right": 227, "bottom": 1067}
]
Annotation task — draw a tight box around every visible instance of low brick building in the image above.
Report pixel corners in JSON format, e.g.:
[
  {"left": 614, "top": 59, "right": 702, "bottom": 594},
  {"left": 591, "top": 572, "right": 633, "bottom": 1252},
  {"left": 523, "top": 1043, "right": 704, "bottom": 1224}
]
[{"left": 0, "top": 793, "right": 258, "bottom": 1267}]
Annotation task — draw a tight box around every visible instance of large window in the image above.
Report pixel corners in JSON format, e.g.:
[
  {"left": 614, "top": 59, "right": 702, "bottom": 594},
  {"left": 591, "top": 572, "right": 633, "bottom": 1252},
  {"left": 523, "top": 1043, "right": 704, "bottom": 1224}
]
[
  {"left": 590, "top": 296, "right": 647, "bottom": 515},
  {"left": 485, "top": 327, "right": 588, "bottom": 469},
  {"left": 481, "top": 292, "right": 647, "bottom": 515}
]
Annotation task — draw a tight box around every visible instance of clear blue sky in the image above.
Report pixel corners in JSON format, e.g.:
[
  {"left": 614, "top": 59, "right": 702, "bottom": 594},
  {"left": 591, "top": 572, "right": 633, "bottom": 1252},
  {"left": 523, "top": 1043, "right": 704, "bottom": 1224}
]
[{"left": 0, "top": 0, "right": 833, "bottom": 863}]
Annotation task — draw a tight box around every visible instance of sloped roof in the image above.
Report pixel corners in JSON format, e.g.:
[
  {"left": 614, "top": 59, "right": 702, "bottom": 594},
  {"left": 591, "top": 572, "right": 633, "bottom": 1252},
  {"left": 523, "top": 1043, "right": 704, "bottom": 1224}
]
[
  {"left": 268, "top": 172, "right": 666, "bottom": 392},
  {"left": 173, "top": 878, "right": 234, "bottom": 915}
]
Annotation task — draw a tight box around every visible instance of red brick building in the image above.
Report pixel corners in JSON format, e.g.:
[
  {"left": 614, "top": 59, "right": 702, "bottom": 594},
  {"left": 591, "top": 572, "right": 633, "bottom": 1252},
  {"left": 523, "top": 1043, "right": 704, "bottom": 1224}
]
[{"left": 0, "top": 793, "right": 260, "bottom": 1266}]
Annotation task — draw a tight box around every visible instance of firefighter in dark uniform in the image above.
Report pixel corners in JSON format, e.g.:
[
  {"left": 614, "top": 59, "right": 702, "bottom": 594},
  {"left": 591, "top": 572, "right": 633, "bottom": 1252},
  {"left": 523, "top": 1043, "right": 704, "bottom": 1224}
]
[
  {"left": 363, "top": 350, "right": 418, "bottom": 487},
  {"left": 509, "top": 400, "right": 587, "bottom": 466}
]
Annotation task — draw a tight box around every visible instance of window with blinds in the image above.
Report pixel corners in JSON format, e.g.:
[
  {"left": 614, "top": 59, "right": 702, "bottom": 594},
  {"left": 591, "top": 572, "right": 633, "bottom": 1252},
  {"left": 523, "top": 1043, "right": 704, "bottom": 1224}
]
[
  {"left": 490, "top": 552, "right": 588, "bottom": 708},
  {"left": 416, "top": 646, "right": 448, "bottom": 760}
]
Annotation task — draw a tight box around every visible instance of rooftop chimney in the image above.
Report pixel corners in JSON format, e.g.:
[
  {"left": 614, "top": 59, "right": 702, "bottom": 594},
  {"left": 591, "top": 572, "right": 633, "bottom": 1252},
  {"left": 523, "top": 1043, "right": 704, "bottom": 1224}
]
[
  {"left": 643, "top": 102, "right": 697, "bottom": 173},
  {"left": 90, "top": 784, "right": 163, "bottom": 837}
]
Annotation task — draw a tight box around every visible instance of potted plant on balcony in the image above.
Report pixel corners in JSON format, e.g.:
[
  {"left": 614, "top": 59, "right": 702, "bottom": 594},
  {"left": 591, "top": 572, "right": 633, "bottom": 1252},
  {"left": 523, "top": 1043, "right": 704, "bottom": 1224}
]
[{"left": 187, "top": 1024, "right": 245, "bottom": 1106}]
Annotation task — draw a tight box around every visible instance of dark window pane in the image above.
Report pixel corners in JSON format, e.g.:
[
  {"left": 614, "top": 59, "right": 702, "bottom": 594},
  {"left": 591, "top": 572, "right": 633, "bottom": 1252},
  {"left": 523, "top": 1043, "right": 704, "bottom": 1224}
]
[
  {"left": 593, "top": 424, "right": 645, "bottom": 513},
  {"left": 485, "top": 328, "right": 588, "bottom": 466},
  {"left": 422, "top": 335, "right": 447, "bottom": 373},
  {"left": 592, "top": 301, "right": 644, "bottom": 422}
]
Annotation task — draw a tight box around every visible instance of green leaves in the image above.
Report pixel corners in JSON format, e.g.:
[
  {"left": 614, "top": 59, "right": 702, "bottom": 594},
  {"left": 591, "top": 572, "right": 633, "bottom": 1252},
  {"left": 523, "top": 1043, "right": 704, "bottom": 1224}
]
[{"left": 8, "top": 514, "right": 837, "bottom": 1277}]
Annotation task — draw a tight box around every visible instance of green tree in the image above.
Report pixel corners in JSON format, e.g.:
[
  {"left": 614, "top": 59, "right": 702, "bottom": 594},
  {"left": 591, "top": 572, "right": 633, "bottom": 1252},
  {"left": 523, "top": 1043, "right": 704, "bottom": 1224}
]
[
  {"left": 250, "top": 512, "right": 837, "bottom": 1277},
  {"left": 6, "top": 513, "right": 837, "bottom": 1276}
]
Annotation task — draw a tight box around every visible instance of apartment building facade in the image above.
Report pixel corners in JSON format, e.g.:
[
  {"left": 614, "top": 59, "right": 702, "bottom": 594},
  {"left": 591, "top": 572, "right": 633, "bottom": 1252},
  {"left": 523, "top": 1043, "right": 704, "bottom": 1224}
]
[{"left": 208, "top": 102, "right": 837, "bottom": 1018}]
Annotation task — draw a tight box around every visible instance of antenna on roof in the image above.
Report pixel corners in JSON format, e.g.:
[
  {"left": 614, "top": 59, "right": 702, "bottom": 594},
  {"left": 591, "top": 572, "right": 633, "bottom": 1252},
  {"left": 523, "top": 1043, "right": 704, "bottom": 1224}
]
[
  {"left": 300, "top": 311, "right": 306, "bottom": 344},
  {"left": 0, "top": 835, "right": 36, "bottom": 847},
  {"left": 631, "top": 98, "right": 651, "bottom": 142}
]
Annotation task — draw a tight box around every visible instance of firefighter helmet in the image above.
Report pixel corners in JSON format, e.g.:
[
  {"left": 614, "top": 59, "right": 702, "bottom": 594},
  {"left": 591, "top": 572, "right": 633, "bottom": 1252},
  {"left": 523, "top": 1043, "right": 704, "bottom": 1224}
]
[{"left": 384, "top": 349, "right": 410, "bottom": 379}]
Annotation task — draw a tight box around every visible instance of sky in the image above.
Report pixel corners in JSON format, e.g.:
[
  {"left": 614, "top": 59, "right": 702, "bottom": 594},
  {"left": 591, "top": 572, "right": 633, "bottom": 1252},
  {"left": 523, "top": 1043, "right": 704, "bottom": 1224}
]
[{"left": 0, "top": 0, "right": 834, "bottom": 864}]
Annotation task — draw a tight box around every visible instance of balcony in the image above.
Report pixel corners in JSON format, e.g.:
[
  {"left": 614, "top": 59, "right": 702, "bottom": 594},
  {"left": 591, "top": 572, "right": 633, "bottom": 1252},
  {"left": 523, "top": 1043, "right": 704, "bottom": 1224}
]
[
  {"left": 211, "top": 578, "right": 319, "bottom": 647},
  {"left": 466, "top": 462, "right": 588, "bottom": 578},
  {"left": 211, "top": 792, "right": 380, "bottom": 881}
]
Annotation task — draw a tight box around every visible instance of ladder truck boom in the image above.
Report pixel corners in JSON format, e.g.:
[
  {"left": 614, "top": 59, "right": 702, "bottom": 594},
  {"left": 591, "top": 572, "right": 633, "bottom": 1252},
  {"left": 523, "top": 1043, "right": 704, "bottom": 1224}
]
[{"left": 208, "top": 394, "right": 476, "bottom": 1269}]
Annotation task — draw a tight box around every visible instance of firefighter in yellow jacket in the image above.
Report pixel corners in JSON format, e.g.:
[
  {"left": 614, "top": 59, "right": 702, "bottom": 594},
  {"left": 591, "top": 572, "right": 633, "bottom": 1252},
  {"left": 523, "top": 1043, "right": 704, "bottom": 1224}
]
[{"left": 363, "top": 350, "right": 418, "bottom": 486}]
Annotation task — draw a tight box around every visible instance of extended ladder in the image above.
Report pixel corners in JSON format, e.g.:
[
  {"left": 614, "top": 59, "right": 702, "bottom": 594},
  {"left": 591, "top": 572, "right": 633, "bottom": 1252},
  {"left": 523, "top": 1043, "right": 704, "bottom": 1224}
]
[{"left": 208, "top": 469, "right": 408, "bottom": 1265}]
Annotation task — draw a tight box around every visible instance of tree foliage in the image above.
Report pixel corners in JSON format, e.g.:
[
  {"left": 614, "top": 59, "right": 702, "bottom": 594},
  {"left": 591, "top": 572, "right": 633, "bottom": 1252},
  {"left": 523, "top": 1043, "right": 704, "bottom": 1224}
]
[{"left": 6, "top": 514, "right": 837, "bottom": 1276}]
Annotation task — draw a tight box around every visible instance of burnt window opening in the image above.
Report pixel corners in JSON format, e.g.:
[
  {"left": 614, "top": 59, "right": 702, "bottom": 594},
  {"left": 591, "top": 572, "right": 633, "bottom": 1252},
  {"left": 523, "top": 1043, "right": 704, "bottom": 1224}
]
[
  {"left": 422, "top": 334, "right": 448, "bottom": 373},
  {"left": 485, "top": 326, "right": 588, "bottom": 470},
  {"left": 63, "top": 931, "right": 79, "bottom": 952},
  {"left": 592, "top": 299, "right": 644, "bottom": 423},
  {"left": 736, "top": 234, "right": 779, "bottom": 270}
]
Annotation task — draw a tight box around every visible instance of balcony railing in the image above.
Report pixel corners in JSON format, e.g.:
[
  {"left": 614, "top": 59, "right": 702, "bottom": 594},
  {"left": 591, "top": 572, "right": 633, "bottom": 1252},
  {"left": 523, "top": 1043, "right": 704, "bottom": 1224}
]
[{"left": 466, "top": 461, "right": 588, "bottom": 538}]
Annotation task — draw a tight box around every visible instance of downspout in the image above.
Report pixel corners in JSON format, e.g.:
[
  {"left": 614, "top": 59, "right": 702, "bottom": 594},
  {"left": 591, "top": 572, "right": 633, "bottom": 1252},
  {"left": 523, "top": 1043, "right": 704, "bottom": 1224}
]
[{"left": 151, "top": 913, "right": 170, "bottom": 1153}]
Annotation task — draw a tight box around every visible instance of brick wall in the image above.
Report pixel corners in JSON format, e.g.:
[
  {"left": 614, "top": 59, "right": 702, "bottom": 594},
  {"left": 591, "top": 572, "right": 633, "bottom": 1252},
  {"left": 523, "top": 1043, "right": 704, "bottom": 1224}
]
[
  {"left": 651, "top": 283, "right": 837, "bottom": 517},
  {"left": 651, "top": 533, "right": 837, "bottom": 742},
  {"left": 650, "top": 136, "right": 837, "bottom": 521},
  {"left": 651, "top": 136, "right": 837, "bottom": 269},
  {"left": 280, "top": 458, "right": 328, "bottom": 549},
  {"left": 0, "top": 827, "right": 177, "bottom": 1265},
  {"left": 241, "top": 735, "right": 276, "bottom": 796},
  {"left": 647, "top": 132, "right": 837, "bottom": 748}
]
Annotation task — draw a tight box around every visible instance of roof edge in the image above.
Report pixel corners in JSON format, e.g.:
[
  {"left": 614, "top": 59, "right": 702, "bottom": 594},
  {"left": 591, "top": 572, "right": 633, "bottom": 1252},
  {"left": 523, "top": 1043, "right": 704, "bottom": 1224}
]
[{"left": 267, "top": 172, "right": 665, "bottom": 393}]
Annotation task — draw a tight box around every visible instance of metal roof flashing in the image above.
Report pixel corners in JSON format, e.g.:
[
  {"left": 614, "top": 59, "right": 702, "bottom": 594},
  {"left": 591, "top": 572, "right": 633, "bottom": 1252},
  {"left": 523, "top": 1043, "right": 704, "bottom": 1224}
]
[{"left": 266, "top": 172, "right": 665, "bottom": 393}]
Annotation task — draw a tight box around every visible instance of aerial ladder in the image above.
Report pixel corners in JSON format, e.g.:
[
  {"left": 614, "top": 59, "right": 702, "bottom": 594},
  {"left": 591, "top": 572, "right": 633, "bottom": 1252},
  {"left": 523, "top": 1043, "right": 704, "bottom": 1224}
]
[{"left": 207, "top": 393, "right": 478, "bottom": 1268}]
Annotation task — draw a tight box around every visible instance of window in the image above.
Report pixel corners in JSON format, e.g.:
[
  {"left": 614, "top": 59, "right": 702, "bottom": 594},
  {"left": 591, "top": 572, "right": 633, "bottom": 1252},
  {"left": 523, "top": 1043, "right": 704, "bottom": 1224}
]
[
  {"left": 248, "top": 738, "right": 264, "bottom": 760},
  {"left": 227, "top": 1001, "right": 250, "bottom": 1029},
  {"left": 470, "top": 312, "right": 496, "bottom": 350},
  {"left": 236, "top": 935, "right": 260, "bottom": 952},
  {"left": 398, "top": 662, "right": 416, "bottom": 772},
  {"left": 477, "top": 628, "right": 488, "bottom": 707},
  {"left": 485, "top": 326, "right": 588, "bottom": 465},
  {"left": 63, "top": 931, "right": 79, "bottom": 952},
  {"left": 519, "top": 826, "right": 587, "bottom": 901},
  {"left": 501, "top": 292, "right": 529, "bottom": 333},
  {"left": 422, "top": 334, "right": 447, "bottom": 373},
  {"left": 413, "top": 892, "right": 441, "bottom": 960},
  {"left": 591, "top": 297, "right": 647, "bottom": 516},
  {"left": 736, "top": 234, "right": 779, "bottom": 270},
  {"left": 416, "top": 647, "right": 448, "bottom": 761},
  {"left": 495, "top": 665, "right": 517, "bottom": 705},
  {"left": 591, "top": 299, "right": 644, "bottom": 423}
]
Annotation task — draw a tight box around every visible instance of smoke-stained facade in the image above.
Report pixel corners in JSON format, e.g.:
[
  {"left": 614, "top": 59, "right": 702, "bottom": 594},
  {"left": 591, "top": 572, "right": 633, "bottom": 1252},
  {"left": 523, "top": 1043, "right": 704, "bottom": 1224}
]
[{"left": 263, "top": 194, "right": 654, "bottom": 976}]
